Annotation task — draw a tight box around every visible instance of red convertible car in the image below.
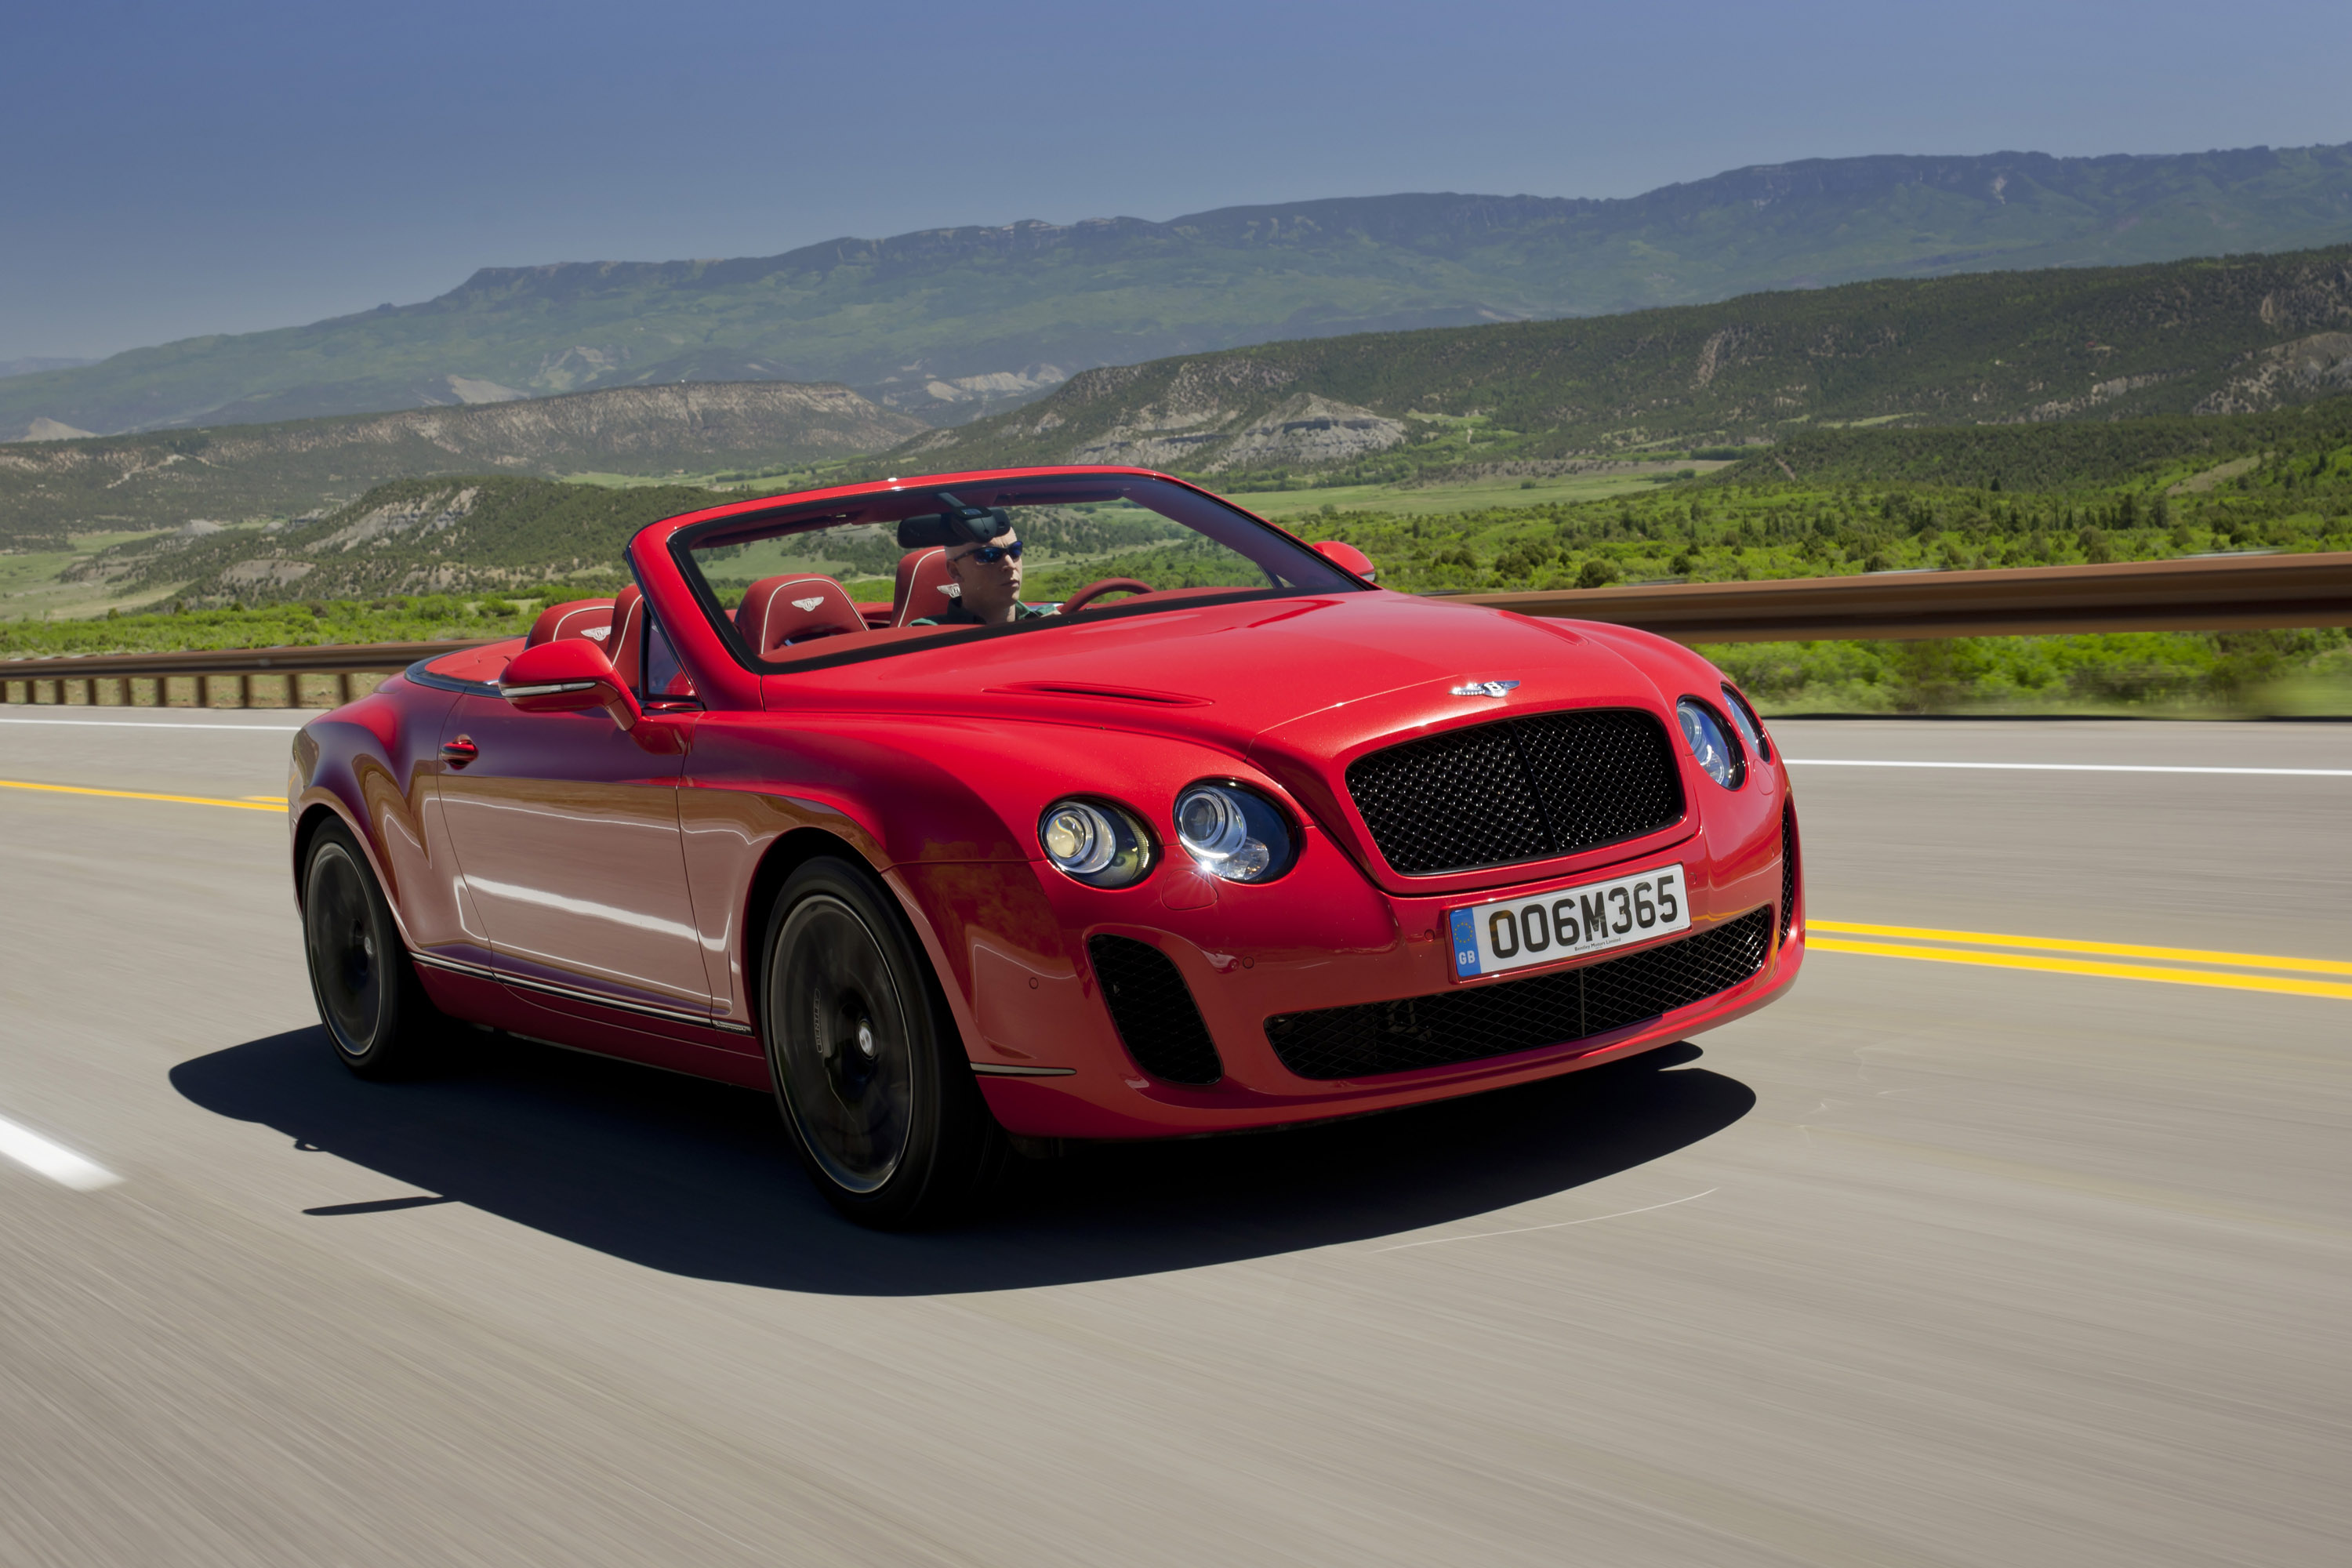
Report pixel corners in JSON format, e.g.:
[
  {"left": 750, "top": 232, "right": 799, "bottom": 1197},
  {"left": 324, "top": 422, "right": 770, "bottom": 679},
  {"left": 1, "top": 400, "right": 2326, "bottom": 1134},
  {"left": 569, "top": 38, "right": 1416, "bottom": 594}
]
[{"left": 291, "top": 467, "right": 1802, "bottom": 1225}]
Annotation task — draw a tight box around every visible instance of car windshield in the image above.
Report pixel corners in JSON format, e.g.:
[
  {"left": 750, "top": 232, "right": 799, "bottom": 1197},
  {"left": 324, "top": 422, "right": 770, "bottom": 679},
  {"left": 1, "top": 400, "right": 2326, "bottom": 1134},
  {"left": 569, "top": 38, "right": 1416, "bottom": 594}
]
[{"left": 673, "top": 471, "right": 1365, "bottom": 670}]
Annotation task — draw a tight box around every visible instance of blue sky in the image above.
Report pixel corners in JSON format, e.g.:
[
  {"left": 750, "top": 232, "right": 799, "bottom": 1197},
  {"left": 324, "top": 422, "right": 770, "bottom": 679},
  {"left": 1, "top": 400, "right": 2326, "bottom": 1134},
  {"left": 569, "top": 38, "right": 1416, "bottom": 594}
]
[{"left": 5, "top": 0, "right": 2347, "bottom": 360}]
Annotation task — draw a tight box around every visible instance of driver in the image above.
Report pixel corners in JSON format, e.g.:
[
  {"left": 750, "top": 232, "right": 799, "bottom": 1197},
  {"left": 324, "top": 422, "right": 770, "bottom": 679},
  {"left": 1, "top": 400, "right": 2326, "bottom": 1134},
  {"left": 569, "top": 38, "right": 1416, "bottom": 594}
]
[{"left": 913, "top": 527, "right": 1056, "bottom": 626}]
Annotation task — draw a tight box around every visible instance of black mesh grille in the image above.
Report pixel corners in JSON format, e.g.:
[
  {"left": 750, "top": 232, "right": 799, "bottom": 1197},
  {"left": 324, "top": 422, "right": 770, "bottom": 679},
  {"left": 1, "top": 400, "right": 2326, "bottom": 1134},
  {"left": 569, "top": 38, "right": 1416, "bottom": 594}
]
[
  {"left": 1346, "top": 709, "right": 1685, "bottom": 875},
  {"left": 1265, "top": 906, "right": 1773, "bottom": 1080},
  {"left": 1779, "top": 801, "right": 1799, "bottom": 940},
  {"left": 1087, "top": 935, "right": 1223, "bottom": 1086}
]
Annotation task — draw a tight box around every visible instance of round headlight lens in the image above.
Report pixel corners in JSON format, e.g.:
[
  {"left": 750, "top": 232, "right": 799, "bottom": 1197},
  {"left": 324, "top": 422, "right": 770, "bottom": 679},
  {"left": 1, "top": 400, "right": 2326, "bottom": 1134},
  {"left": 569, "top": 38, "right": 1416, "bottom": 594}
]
[
  {"left": 1720, "top": 682, "right": 1771, "bottom": 763},
  {"left": 1676, "top": 699, "right": 1746, "bottom": 789},
  {"left": 1172, "top": 782, "right": 1293, "bottom": 883},
  {"left": 1038, "top": 799, "right": 1152, "bottom": 887}
]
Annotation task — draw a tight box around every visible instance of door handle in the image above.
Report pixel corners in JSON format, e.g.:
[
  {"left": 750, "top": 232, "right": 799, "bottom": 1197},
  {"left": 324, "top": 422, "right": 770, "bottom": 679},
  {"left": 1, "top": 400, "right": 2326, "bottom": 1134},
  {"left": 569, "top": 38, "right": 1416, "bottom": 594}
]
[{"left": 440, "top": 737, "right": 479, "bottom": 767}]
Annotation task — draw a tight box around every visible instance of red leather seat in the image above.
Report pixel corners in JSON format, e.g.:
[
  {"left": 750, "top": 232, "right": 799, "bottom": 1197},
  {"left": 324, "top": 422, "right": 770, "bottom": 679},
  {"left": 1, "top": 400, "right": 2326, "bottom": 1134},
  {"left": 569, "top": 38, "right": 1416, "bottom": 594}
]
[
  {"left": 606, "top": 585, "right": 646, "bottom": 687},
  {"left": 526, "top": 597, "right": 613, "bottom": 648},
  {"left": 738, "top": 575, "right": 867, "bottom": 654},
  {"left": 891, "top": 548, "right": 960, "bottom": 626}
]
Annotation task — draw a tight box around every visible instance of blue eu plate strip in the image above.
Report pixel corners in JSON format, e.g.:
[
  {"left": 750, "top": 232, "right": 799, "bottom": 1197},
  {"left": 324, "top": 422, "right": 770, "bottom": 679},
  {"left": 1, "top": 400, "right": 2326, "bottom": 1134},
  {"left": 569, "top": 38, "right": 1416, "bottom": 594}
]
[{"left": 1450, "top": 907, "right": 1481, "bottom": 978}]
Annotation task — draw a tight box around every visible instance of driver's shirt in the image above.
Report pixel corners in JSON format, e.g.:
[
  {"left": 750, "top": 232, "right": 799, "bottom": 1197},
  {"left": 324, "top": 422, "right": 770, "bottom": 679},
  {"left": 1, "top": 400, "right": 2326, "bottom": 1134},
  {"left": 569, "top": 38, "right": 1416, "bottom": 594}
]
[{"left": 913, "top": 601, "right": 1057, "bottom": 627}]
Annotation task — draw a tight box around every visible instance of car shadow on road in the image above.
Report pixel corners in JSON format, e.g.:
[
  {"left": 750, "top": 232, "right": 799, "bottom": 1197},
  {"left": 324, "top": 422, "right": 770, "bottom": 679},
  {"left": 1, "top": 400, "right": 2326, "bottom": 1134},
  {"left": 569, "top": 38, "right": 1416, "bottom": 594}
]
[{"left": 172, "top": 1027, "right": 1754, "bottom": 1295}]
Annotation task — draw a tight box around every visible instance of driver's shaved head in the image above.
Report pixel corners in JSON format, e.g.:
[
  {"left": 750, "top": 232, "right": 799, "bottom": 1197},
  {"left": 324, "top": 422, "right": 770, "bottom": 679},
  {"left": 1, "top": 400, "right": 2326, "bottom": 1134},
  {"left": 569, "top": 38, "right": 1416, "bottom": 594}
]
[{"left": 943, "top": 525, "right": 1024, "bottom": 625}]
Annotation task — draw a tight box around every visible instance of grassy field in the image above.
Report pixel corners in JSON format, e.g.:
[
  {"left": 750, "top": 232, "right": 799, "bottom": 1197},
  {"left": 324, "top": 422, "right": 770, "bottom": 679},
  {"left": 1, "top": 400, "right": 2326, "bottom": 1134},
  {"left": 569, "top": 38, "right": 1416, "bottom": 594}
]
[{"left": 0, "top": 528, "right": 183, "bottom": 619}]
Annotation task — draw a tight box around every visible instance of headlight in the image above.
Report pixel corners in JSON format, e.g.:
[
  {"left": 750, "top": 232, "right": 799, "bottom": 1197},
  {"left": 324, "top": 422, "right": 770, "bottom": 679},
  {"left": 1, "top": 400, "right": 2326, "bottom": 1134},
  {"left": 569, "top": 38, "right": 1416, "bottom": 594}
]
[
  {"left": 1172, "top": 782, "right": 1294, "bottom": 883},
  {"left": 1038, "top": 798, "right": 1153, "bottom": 887},
  {"left": 1676, "top": 699, "right": 1746, "bottom": 789},
  {"left": 1720, "top": 682, "right": 1771, "bottom": 762}
]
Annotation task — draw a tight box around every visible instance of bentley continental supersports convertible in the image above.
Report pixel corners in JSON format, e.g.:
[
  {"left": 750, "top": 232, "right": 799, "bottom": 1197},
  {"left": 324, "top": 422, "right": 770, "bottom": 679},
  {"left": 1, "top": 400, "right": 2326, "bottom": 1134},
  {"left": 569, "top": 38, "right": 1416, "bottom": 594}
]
[{"left": 292, "top": 468, "right": 1803, "bottom": 1226}]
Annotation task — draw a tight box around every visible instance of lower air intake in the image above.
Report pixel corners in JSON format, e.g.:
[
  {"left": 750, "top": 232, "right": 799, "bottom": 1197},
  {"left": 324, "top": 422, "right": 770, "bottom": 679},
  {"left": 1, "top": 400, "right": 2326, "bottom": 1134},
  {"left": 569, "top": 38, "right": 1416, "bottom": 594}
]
[
  {"left": 1265, "top": 906, "right": 1774, "bottom": 1080},
  {"left": 1087, "top": 935, "right": 1224, "bottom": 1086}
]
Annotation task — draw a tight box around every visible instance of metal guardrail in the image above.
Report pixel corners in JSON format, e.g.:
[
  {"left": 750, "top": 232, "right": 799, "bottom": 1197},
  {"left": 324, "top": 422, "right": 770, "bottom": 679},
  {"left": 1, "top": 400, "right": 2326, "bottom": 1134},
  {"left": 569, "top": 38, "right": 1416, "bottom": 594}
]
[
  {"left": 5, "top": 552, "right": 2350, "bottom": 707},
  {"left": 1459, "top": 550, "right": 2352, "bottom": 642},
  {"left": 0, "top": 640, "right": 489, "bottom": 709}
]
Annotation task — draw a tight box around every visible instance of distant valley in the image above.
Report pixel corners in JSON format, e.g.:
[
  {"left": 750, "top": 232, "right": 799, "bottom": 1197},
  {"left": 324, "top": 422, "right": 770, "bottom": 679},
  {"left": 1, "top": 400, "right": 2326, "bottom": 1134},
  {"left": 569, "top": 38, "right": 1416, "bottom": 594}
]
[
  {"left": 4, "top": 141, "right": 2348, "bottom": 438},
  {"left": 0, "top": 380, "right": 924, "bottom": 550}
]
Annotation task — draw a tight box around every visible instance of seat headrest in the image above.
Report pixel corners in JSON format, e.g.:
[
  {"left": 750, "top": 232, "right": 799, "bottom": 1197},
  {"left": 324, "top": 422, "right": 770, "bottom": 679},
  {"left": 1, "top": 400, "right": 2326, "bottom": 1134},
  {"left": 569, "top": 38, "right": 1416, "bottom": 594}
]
[
  {"left": 891, "top": 548, "right": 961, "bottom": 628},
  {"left": 738, "top": 575, "right": 867, "bottom": 654},
  {"left": 526, "top": 597, "right": 614, "bottom": 648},
  {"left": 607, "top": 586, "right": 645, "bottom": 688}
]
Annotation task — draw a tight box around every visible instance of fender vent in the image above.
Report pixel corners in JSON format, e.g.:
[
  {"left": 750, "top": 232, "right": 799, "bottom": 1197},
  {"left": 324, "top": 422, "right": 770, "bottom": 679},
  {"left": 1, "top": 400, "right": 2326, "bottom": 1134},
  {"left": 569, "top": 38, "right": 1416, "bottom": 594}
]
[
  {"left": 1087, "top": 935, "right": 1223, "bottom": 1086},
  {"left": 1779, "top": 801, "right": 1799, "bottom": 940}
]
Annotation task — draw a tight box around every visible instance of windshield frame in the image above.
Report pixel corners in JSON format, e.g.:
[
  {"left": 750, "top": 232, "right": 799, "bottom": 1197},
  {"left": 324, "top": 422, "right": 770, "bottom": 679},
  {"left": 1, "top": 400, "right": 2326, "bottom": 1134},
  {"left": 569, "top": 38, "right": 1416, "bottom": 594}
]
[{"left": 663, "top": 467, "right": 1369, "bottom": 676}]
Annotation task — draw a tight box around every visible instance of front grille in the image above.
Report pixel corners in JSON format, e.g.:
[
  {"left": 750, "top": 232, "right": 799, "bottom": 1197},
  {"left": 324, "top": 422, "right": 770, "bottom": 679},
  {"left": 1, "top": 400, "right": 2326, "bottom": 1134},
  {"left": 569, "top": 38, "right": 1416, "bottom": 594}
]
[
  {"left": 1346, "top": 709, "right": 1685, "bottom": 875},
  {"left": 1779, "top": 801, "right": 1799, "bottom": 939},
  {"left": 1265, "top": 906, "right": 1773, "bottom": 1080},
  {"left": 1087, "top": 935, "right": 1223, "bottom": 1085}
]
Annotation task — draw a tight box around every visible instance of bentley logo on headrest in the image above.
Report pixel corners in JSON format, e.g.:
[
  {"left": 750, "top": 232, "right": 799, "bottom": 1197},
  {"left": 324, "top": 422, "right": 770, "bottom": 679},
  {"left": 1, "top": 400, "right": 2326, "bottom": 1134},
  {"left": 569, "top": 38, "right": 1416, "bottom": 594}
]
[
  {"left": 938, "top": 584, "right": 960, "bottom": 597},
  {"left": 790, "top": 597, "right": 826, "bottom": 612},
  {"left": 583, "top": 626, "right": 610, "bottom": 641},
  {"left": 1449, "top": 679, "right": 1519, "bottom": 697}
]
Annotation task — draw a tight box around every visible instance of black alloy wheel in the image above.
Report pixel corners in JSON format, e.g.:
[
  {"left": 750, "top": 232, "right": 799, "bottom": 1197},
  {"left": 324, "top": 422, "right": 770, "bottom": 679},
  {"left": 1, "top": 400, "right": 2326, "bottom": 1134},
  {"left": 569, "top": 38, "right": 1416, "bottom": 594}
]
[
  {"left": 301, "top": 822, "right": 440, "bottom": 1077},
  {"left": 761, "top": 858, "right": 1007, "bottom": 1229}
]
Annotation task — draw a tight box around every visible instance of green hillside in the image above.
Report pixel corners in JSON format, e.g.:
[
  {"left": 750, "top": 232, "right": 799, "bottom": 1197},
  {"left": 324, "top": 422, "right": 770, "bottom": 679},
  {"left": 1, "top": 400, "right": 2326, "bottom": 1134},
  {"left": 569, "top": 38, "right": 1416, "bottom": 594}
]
[
  {"left": 31, "top": 390, "right": 2347, "bottom": 614},
  {"left": 895, "top": 246, "right": 2352, "bottom": 476},
  {"left": 6, "top": 143, "right": 2349, "bottom": 437}
]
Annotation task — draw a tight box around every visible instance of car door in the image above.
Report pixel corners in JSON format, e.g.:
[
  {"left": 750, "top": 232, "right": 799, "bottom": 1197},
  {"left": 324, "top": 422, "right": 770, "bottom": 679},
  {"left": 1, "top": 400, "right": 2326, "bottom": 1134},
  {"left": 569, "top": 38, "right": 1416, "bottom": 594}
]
[{"left": 433, "top": 686, "right": 710, "bottom": 1029}]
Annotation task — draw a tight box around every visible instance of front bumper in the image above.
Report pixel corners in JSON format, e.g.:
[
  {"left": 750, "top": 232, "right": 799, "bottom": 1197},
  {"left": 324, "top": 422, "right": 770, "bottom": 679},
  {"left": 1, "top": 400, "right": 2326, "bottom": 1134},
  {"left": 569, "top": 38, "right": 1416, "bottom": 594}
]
[{"left": 907, "top": 800, "right": 1803, "bottom": 1141}]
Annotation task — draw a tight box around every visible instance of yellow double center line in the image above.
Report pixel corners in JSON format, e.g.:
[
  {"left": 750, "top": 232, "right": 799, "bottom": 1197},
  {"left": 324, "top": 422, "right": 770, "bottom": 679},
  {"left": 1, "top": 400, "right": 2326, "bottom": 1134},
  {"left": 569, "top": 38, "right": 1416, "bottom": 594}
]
[
  {"left": 0, "top": 779, "right": 281, "bottom": 812},
  {"left": 1809, "top": 920, "right": 2352, "bottom": 1001},
  {"left": 8, "top": 776, "right": 2348, "bottom": 1001}
]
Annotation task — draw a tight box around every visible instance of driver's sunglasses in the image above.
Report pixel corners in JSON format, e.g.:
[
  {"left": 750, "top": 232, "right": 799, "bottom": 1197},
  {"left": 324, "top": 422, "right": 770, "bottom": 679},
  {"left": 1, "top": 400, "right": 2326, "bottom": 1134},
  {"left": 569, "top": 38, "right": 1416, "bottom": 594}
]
[{"left": 958, "top": 541, "right": 1023, "bottom": 564}]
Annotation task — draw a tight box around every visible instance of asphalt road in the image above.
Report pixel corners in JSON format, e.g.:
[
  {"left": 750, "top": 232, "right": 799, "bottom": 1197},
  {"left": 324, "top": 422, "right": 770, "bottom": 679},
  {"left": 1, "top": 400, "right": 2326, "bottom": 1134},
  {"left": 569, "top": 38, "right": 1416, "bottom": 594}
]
[{"left": 0, "top": 710, "right": 2345, "bottom": 1567}]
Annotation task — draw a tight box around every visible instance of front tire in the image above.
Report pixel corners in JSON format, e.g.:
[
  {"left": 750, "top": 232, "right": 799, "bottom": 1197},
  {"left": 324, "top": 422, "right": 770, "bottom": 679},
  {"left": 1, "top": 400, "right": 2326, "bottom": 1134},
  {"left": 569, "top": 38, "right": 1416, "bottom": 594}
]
[
  {"left": 301, "top": 822, "right": 441, "bottom": 1078},
  {"left": 761, "top": 858, "right": 1007, "bottom": 1229}
]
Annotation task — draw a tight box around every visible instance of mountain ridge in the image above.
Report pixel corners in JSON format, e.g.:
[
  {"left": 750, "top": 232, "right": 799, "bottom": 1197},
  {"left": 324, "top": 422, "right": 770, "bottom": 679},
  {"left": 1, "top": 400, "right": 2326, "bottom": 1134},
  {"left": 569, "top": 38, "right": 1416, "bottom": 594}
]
[{"left": 7, "top": 141, "right": 2348, "bottom": 439}]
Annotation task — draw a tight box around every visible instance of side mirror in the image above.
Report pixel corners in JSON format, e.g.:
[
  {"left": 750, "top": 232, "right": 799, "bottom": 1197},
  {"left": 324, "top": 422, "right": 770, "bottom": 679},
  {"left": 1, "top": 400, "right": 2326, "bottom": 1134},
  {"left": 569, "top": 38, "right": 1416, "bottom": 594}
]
[
  {"left": 500, "top": 637, "right": 643, "bottom": 732},
  {"left": 1312, "top": 539, "right": 1377, "bottom": 583}
]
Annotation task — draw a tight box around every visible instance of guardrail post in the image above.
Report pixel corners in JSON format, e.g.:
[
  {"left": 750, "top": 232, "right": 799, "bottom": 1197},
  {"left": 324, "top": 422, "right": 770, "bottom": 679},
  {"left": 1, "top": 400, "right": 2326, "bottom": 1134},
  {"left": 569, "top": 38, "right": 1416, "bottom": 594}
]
[
  {"left": 336, "top": 672, "right": 353, "bottom": 706},
  {"left": 235, "top": 673, "right": 252, "bottom": 709},
  {"left": 114, "top": 677, "right": 132, "bottom": 707}
]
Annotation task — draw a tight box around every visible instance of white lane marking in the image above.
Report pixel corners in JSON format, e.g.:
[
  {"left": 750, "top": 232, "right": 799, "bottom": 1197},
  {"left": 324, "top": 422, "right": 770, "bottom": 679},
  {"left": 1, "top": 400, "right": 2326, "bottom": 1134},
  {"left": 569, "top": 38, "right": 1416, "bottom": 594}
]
[
  {"left": 1374, "top": 1188, "right": 1716, "bottom": 1253},
  {"left": 0, "top": 717, "right": 308, "bottom": 731},
  {"left": 1786, "top": 759, "right": 2352, "bottom": 778},
  {"left": 0, "top": 1113, "right": 122, "bottom": 1190}
]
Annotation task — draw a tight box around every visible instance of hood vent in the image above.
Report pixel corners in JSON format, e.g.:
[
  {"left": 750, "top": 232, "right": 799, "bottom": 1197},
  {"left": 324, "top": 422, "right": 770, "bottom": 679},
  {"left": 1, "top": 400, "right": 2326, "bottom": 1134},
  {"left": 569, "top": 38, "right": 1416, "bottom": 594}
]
[{"left": 987, "top": 681, "right": 1210, "bottom": 706}]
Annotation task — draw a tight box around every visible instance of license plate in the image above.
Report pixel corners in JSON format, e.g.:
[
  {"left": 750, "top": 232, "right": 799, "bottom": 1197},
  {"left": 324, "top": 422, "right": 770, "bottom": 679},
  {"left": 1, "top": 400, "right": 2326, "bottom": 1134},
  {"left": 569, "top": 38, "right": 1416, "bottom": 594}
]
[{"left": 1449, "top": 863, "right": 1690, "bottom": 979}]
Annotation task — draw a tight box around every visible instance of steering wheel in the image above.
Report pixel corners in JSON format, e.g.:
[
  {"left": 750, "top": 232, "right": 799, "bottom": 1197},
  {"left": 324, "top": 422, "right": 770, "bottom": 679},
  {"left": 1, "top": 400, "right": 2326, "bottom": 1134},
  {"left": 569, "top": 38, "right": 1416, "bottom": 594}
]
[{"left": 1058, "top": 577, "right": 1156, "bottom": 614}]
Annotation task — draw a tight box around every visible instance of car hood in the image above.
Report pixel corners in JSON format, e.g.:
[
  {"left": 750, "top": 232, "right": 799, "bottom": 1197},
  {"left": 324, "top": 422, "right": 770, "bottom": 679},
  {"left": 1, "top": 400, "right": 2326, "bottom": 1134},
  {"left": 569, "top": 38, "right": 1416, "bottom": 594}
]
[{"left": 778, "top": 590, "right": 1679, "bottom": 753}]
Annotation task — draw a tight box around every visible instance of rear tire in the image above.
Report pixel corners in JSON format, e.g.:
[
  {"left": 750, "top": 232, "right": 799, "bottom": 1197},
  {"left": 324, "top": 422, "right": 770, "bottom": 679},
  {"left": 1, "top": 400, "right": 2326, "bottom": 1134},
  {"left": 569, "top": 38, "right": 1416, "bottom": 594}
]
[
  {"left": 301, "top": 821, "right": 442, "bottom": 1078},
  {"left": 761, "top": 857, "right": 1008, "bottom": 1229}
]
